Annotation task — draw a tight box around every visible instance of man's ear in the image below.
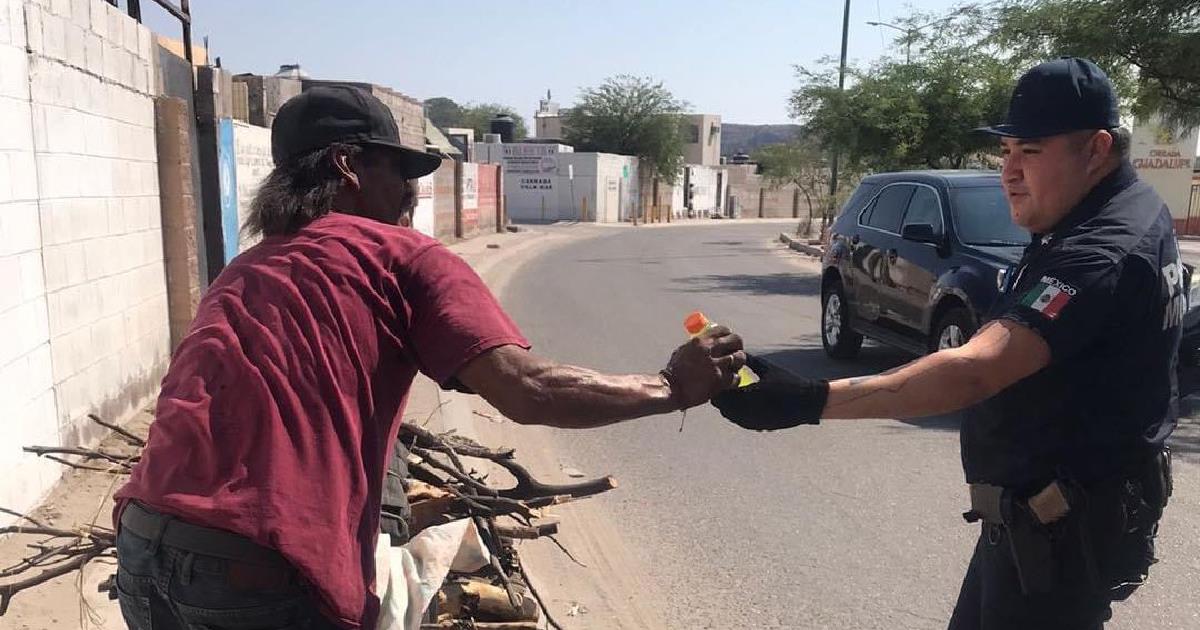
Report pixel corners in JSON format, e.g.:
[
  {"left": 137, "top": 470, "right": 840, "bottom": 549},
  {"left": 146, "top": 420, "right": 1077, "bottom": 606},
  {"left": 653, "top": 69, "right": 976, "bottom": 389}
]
[
  {"left": 330, "top": 146, "right": 362, "bottom": 191},
  {"left": 1088, "top": 129, "right": 1115, "bottom": 173}
]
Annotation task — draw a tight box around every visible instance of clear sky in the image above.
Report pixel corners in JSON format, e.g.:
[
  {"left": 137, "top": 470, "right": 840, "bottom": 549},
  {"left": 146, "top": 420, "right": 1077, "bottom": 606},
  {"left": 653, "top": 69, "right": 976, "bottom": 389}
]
[{"left": 142, "top": 0, "right": 966, "bottom": 125}]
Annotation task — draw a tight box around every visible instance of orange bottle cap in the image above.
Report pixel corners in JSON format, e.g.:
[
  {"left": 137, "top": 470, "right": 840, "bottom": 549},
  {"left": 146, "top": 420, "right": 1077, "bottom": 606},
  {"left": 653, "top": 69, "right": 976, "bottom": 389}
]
[{"left": 684, "top": 311, "right": 710, "bottom": 335}]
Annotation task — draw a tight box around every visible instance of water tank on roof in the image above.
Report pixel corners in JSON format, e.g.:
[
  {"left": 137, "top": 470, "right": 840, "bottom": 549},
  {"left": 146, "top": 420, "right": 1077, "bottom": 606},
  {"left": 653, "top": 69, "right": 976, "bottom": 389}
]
[
  {"left": 275, "top": 64, "right": 310, "bottom": 79},
  {"left": 490, "top": 114, "right": 516, "bottom": 143}
]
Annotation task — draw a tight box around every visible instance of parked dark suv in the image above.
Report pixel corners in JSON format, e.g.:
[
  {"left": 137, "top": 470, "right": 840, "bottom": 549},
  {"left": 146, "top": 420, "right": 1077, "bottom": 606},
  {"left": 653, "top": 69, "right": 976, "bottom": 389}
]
[
  {"left": 819, "top": 170, "right": 1200, "bottom": 398},
  {"left": 820, "top": 170, "right": 1027, "bottom": 358}
]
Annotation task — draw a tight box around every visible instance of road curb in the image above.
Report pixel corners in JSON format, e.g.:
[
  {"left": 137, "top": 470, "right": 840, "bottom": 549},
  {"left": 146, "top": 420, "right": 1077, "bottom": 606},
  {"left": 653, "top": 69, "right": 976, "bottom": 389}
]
[{"left": 779, "top": 232, "right": 824, "bottom": 258}]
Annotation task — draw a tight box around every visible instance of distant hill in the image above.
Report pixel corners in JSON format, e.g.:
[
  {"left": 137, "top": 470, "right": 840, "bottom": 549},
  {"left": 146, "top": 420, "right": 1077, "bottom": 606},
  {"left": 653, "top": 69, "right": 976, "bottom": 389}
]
[{"left": 721, "top": 123, "right": 802, "bottom": 156}]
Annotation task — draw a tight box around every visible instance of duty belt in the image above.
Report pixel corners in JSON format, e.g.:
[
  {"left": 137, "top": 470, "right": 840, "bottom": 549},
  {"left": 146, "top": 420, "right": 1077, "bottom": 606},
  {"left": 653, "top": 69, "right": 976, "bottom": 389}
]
[{"left": 964, "top": 481, "right": 1072, "bottom": 526}]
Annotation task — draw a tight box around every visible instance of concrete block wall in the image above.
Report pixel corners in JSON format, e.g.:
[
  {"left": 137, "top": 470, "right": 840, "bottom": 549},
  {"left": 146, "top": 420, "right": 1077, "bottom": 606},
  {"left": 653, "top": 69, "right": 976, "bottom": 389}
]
[
  {"left": 0, "top": 0, "right": 60, "bottom": 520},
  {"left": 476, "top": 164, "right": 499, "bottom": 235},
  {"left": 155, "top": 96, "right": 200, "bottom": 351},
  {"left": 0, "top": 0, "right": 169, "bottom": 522},
  {"left": 432, "top": 158, "right": 457, "bottom": 243}
]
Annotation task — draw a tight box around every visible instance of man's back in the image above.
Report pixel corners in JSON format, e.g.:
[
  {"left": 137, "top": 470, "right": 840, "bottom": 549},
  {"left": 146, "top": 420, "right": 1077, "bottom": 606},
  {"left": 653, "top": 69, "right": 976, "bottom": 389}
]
[{"left": 116, "top": 212, "right": 527, "bottom": 626}]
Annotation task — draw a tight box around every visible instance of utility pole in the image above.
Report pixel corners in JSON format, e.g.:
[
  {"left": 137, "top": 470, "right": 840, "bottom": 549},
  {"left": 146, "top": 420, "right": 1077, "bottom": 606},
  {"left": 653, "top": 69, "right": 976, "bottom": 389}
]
[{"left": 828, "top": 0, "right": 851, "bottom": 211}]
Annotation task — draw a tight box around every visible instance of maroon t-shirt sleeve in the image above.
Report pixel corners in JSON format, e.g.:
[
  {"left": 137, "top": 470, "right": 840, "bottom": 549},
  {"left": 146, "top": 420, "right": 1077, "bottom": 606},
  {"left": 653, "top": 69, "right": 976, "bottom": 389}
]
[{"left": 401, "top": 244, "right": 530, "bottom": 384}]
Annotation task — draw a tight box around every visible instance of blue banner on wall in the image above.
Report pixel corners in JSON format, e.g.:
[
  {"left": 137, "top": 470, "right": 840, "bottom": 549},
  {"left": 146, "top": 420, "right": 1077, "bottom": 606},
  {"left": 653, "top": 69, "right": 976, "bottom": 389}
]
[{"left": 217, "top": 118, "right": 240, "bottom": 264}]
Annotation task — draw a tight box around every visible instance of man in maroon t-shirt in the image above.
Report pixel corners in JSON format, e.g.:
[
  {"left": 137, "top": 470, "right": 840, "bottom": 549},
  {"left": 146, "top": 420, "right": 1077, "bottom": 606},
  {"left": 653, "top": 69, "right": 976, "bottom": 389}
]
[{"left": 112, "top": 86, "right": 745, "bottom": 630}]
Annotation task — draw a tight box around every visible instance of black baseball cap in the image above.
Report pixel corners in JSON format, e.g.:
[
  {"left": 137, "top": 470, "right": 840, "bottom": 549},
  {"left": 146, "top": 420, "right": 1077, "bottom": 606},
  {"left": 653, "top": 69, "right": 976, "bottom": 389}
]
[
  {"left": 977, "top": 57, "right": 1121, "bottom": 139},
  {"left": 271, "top": 85, "right": 443, "bottom": 178}
]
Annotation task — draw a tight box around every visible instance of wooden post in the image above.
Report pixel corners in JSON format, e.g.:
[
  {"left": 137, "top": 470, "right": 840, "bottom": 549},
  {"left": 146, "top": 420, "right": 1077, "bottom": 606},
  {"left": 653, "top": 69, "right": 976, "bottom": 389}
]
[
  {"left": 582, "top": 196, "right": 589, "bottom": 222},
  {"left": 496, "top": 165, "right": 505, "bottom": 233},
  {"left": 758, "top": 187, "right": 765, "bottom": 219},
  {"left": 793, "top": 188, "right": 800, "bottom": 219},
  {"left": 454, "top": 159, "right": 464, "bottom": 239}
]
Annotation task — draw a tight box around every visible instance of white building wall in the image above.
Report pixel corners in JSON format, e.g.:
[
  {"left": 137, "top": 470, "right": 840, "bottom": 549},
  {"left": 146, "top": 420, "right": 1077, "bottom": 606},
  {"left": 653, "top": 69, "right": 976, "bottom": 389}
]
[
  {"left": 556, "top": 153, "right": 637, "bottom": 223},
  {"left": 1130, "top": 116, "right": 1200, "bottom": 224},
  {"left": 0, "top": 0, "right": 168, "bottom": 524},
  {"left": 0, "top": 0, "right": 59, "bottom": 522}
]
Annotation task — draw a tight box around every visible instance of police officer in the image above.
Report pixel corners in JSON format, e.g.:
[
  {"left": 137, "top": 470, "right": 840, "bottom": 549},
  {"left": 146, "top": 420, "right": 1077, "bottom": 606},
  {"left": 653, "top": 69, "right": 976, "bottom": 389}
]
[{"left": 713, "top": 57, "right": 1177, "bottom": 630}]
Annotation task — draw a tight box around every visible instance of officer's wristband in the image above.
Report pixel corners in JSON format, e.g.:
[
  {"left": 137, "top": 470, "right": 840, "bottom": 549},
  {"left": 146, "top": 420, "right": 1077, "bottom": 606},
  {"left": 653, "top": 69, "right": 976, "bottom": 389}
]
[{"left": 792, "top": 378, "right": 830, "bottom": 426}]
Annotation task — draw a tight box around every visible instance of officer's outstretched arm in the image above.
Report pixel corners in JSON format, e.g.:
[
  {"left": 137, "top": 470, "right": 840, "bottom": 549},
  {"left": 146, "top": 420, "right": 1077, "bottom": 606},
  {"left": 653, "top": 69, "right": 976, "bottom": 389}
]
[
  {"left": 713, "top": 320, "right": 1050, "bottom": 430},
  {"left": 822, "top": 320, "right": 1049, "bottom": 419}
]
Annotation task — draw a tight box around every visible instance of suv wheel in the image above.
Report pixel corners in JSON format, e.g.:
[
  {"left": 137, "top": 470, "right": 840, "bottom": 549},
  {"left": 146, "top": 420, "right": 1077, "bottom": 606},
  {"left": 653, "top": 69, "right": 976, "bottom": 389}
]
[
  {"left": 822, "top": 280, "right": 863, "bottom": 359},
  {"left": 931, "top": 306, "right": 975, "bottom": 352}
]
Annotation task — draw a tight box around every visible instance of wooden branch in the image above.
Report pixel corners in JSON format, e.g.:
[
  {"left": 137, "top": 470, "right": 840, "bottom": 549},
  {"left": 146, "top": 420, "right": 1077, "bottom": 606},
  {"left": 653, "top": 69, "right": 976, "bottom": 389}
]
[
  {"left": 88, "top": 413, "right": 145, "bottom": 447},
  {"left": 442, "top": 579, "right": 538, "bottom": 622},
  {"left": 0, "top": 508, "right": 47, "bottom": 529},
  {"left": 400, "top": 424, "right": 515, "bottom": 459},
  {"left": 0, "top": 546, "right": 109, "bottom": 615},
  {"left": 408, "top": 462, "right": 450, "bottom": 488},
  {"left": 22, "top": 446, "right": 134, "bottom": 469},
  {"left": 492, "top": 457, "right": 617, "bottom": 501},
  {"left": 410, "top": 447, "right": 498, "bottom": 497},
  {"left": 40, "top": 455, "right": 128, "bottom": 474},
  {"left": 547, "top": 535, "right": 588, "bottom": 568},
  {"left": 0, "top": 538, "right": 82, "bottom": 579},
  {"left": 494, "top": 522, "right": 559, "bottom": 540},
  {"left": 474, "top": 517, "right": 521, "bottom": 611},
  {"left": 0, "top": 525, "right": 114, "bottom": 544},
  {"left": 422, "top": 623, "right": 540, "bottom": 630},
  {"left": 513, "top": 551, "right": 566, "bottom": 630}
]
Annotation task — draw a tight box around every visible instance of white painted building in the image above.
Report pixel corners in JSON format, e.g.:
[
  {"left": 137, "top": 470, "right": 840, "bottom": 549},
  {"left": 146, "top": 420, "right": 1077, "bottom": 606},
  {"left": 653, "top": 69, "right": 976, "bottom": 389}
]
[
  {"left": 669, "top": 164, "right": 724, "bottom": 218},
  {"left": 474, "top": 141, "right": 640, "bottom": 223}
]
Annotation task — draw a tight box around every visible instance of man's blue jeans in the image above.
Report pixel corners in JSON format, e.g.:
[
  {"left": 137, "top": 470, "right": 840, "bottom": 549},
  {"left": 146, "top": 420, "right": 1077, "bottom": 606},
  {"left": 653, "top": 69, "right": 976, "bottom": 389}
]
[{"left": 114, "top": 526, "right": 342, "bottom": 629}]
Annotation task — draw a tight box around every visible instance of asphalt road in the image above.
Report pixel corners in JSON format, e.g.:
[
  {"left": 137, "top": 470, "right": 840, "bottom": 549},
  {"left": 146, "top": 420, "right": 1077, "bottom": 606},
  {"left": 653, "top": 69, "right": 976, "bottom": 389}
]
[{"left": 497, "top": 222, "right": 1199, "bottom": 630}]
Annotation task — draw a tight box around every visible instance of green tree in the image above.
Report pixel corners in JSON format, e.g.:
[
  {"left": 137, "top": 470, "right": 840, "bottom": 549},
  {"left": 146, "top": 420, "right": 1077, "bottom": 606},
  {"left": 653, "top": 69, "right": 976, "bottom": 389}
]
[
  {"left": 425, "top": 97, "right": 464, "bottom": 130},
  {"left": 994, "top": 0, "right": 1200, "bottom": 129},
  {"left": 460, "top": 103, "right": 529, "bottom": 141},
  {"left": 791, "top": 6, "right": 1019, "bottom": 172},
  {"left": 754, "top": 139, "right": 829, "bottom": 224},
  {"left": 564, "top": 75, "right": 688, "bottom": 182}
]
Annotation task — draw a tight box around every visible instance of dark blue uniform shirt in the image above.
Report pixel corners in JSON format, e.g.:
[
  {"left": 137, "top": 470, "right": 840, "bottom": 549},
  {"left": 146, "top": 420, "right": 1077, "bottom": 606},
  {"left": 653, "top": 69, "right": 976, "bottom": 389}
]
[{"left": 962, "top": 161, "right": 1181, "bottom": 489}]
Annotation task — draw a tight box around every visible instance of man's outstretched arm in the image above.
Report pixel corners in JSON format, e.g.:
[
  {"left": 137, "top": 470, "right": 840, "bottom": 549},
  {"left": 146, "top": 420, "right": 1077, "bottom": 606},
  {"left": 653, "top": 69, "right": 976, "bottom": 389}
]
[
  {"left": 458, "top": 328, "right": 746, "bottom": 429},
  {"left": 823, "top": 320, "right": 1049, "bottom": 419},
  {"left": 713, "top": 320, "right": 1050, "bottom": 430}
]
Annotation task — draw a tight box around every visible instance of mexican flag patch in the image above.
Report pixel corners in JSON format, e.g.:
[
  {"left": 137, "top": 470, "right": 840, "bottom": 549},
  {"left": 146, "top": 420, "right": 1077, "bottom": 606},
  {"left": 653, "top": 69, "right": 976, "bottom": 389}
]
[{"left": 1020, "top": 276, "right": 1075, "bottom": 319}]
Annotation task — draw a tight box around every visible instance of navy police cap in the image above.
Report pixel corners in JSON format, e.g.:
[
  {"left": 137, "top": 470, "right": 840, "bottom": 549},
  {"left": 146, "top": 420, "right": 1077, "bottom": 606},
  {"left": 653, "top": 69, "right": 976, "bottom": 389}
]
[{"left": 977, "top": 57, "right": 1121, "bottom": 139}]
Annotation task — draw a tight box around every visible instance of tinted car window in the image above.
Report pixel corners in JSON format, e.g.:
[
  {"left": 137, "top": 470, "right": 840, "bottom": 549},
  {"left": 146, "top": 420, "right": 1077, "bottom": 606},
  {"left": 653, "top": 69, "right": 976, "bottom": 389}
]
[
  {"left": 903, "top": 186, "right": 944, "bottom": 234},
  {"left": 864, "top": 185, "right": 914, "bottom": 233},
  {"left": 951, "top": 186, "right": 1031, "bottom": 246},
  {"left": 841, "top": 182, "right": 881, "bottom": 219}
]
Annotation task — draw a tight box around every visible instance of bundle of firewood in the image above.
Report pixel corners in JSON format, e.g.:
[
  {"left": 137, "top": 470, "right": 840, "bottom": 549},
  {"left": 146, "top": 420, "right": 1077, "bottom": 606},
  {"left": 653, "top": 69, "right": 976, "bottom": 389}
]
[{"left": 0, "top": 415, "right": 616, "bottom": 630}]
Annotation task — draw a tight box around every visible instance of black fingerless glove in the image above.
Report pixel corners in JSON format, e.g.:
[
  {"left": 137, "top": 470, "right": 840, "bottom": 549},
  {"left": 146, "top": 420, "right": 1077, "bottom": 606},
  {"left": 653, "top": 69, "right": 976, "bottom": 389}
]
[{"left": 711, "top": 355, "right": 828, "bottom": 431}]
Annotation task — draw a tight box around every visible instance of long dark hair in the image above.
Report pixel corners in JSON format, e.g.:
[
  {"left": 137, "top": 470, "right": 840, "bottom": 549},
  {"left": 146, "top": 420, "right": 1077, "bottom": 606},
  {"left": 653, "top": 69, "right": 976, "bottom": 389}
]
[{"left": 243, "top": 143, "right": 362, "bottom": 238}]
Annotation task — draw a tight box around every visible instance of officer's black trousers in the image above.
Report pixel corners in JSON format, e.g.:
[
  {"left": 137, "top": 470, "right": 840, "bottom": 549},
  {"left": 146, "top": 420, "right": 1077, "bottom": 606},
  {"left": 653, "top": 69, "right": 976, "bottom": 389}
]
[{"left": 947, "top": 523, "right": 1112, "bottom": 630}]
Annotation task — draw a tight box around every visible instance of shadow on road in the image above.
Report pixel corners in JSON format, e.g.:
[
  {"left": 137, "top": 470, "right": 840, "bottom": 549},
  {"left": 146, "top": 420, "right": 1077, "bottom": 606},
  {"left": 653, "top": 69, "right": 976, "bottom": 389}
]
[{"left": 673, "top": 272, "right": 820, "bottom": 296}]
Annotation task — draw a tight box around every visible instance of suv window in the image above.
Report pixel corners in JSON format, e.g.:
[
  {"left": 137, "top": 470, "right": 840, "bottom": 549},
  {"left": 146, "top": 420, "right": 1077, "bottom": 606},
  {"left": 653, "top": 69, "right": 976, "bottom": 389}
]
[
  {"left": 951, "top": 186, "right": 1030, "bottom": 246},
  {"left": 903, "top": 186, "right": 944, "bottom": 235},
  {"left": 863, "top": 184, "right": 914, "bottom": 233},
  {"left": 840, "top": 182, "right": 881, "bottom": 219}
]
